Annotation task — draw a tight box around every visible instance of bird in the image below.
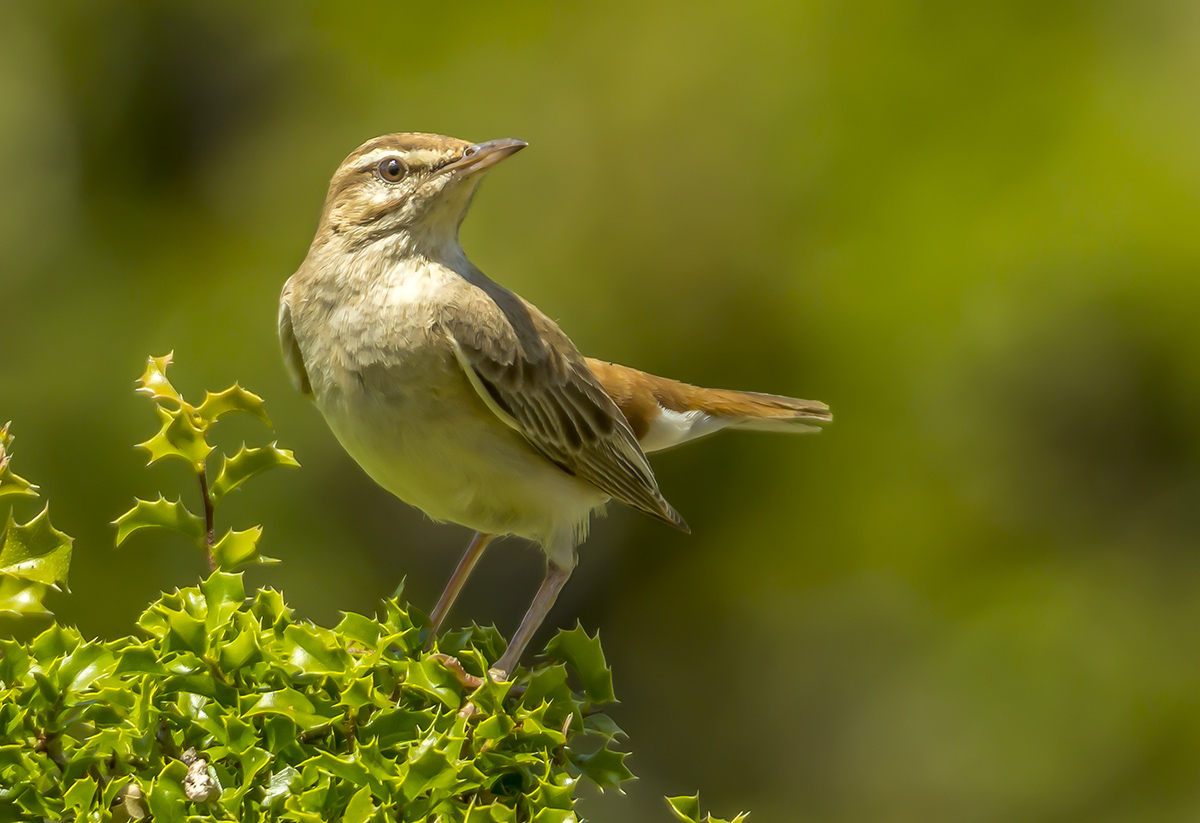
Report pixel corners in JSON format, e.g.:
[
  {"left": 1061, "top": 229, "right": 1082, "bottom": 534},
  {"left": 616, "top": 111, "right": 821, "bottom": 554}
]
[{"left": 279, "top": 133, "right": 831, "bottom": 679}]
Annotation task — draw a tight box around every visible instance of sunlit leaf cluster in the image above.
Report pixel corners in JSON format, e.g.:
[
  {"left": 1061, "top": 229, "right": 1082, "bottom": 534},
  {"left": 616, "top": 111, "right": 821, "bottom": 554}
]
[
  {"left": 0, "top": 355, "right": 747, "bottom": 822},
  {"left": 115, "top": 354, "right": 298, "bottom": 571},
  {"left": 0, "top": 423, "right": 73, "bottom": 617},
  {"left": 0, "top": 573, "right": 632, "bottom": 822}
]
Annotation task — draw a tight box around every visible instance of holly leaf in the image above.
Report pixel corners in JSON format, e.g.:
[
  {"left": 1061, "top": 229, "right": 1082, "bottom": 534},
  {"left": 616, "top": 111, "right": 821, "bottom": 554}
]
[
  {"left": 341, "top": 785, "right": 378, "bottom": 823},
  {"left": 400, "top": 737, "right": 459, "bottom": 803},
  {"left": 197, "top": 385, "right": 272, "bottom": 426},
  {"left": 0, "top": 423, "right": 39, "bottom": 500},
  {"left": 210, "top": 443, "right": 299, "bottom": 505},
  {"left": 475, "top": 713, "right": 515, "bottom": 742},
  {"left": 466, "top": 803, "right": 518, "bottom": 823},
  {"left": 526, "top": 809, "right": 572, "bottom": 823},
  {"left": 571, "top": 743, "right": 633, "bottom": 791},
  {"left": 62, "top": 776, "right": 98, "bottom": 815},
  {"left": 113, "top": 496, "right": 205, "bottom": 547},
  {"left": 0, "top": 471, "right": 36, "bottom": 500},
  {"left": 666, "top": 795, "right": 749, "bottom": 823},
  {"left": 0, "top": 505, "right": 73, "bottom": 589},
  {"left": 245, "top": 688, "right": 337, "bottom": 732},
  {"left": 137, "top": 406, "right": 211, "bottom": 467},
  {"left": 544, "top": 623, "right": 615, "bottom": 703},
  {"left": 528, "top": 777, "right": 575, "bottom": 815},
  {"left": 0, "top": 575, "right": 51, "bottom": 617},
  {"left": 667, "top": 795, "right": 702, "bottom": 822},
  {"left": 148, "top": 761, "right": 189, "bottom": 823},
  {"left": 135, "top": 352, "right": 182, "bottom": 405},
  {"left": 284, "top": 623, "right": 350, "bottom": 677},
  {"left": 212, "top": 526, "right": 276, "bottom": 570}
]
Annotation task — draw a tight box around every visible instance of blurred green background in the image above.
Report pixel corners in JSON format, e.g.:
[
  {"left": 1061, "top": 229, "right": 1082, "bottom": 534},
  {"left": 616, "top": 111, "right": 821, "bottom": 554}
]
[{"left": 4, "top": 0, "right": 1200, "bottom": 820}]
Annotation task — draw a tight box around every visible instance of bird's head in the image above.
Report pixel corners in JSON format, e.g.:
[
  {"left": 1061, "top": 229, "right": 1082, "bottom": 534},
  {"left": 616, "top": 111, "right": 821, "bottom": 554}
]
[{"left": 316, "top": 132, "right": 527, "bottom": 254}]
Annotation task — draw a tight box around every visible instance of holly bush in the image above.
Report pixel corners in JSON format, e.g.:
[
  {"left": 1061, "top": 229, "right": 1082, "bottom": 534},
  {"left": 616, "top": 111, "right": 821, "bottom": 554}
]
[
  {"left": 0, "top": 355, "right": 746, "bottom": 823},
  {"left": 0, "top": 422, "right": 72, "bottom": 618}
]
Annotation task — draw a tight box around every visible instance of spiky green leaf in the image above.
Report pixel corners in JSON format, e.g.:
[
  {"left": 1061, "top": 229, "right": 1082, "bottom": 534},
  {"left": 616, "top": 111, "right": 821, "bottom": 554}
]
[
  {"left": 572, "top": 744, "right": 633, "bottom": 791},
  {"left": 0, "top": 574, "right": 51, "bottom": 616},
  {"left": 399, "top": 736, "right": 459, "bottom": 803},
  {"left": 135, "top": 352, "right": 182, "bottom": 405},
  {"left": 196, "top": 384, "right": 272, "bottom": 426},
  {"left": 210, "top": 443, "right": 299, "bottom": 504},
  {"left": 666, "top": 794, "right": 750, "bottom": 823},
  {"left": 1, "top": 505, "right": 73, "bottom": 588},
  {"left": 61, "top": 776, "right": 97, "bottom": 814},
  {"left": 148, "top": 761, "right": 189, "bottom": 823},
  {"left": 544, "top": 623, "right": 615, "bottom": 703},
  {"left": 137, "top": 405, "right": 211, "bottom": 467},
  {"left": 404, "top": 658, "right": 463, "bottom": 710},
  {"left": 285, "top": 623, "right": 351, "bottom": 676},
  {"left": 0, "top": 422, "right": 39, "bottom": 500},
  {"left": 667, "top": 795, "right": 703, "bottom": 822},
  {"left": 245, "top": 688, "right": 338, "bottom": 733},
  {"left": 113, "top": 495, "right": 205, "bottom": 547},
  {"left": 211, "top": 526, "right": 276, "bottom": 570},
  {"left": 342, "top": 785, "right": 378, "bottom": 823}
]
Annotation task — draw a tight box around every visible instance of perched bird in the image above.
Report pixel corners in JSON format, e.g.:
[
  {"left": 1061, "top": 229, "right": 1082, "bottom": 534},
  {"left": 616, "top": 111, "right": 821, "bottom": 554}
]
[{"left": 280, "top": 133, "right": 830, "bottom": 678}]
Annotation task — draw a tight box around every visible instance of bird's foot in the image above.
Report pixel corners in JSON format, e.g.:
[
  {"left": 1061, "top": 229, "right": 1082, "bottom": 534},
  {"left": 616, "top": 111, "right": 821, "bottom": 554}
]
[
  {"left": 429, "top": 653, "right": 485, "bottom": 689},
  {"left": 430, "top": 654, "right": 519, "bottom": 719}
]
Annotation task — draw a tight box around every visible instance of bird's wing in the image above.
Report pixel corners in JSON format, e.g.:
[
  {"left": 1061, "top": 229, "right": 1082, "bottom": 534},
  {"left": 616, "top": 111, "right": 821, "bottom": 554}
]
[
  {"left": 278, "top": 279, "right": 313, "bottom": 399},
  {"left": 441, "top": 286, "right": 687, "bottom": 532}
]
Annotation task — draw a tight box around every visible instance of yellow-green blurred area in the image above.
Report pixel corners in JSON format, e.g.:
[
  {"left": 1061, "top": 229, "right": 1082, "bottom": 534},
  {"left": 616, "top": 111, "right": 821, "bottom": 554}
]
[{"left": 3, "top": 0, "right": 1200, "bottom": 819}]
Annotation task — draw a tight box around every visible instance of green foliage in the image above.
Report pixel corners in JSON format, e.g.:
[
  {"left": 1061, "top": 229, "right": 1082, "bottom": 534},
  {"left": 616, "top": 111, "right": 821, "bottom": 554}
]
[
  {"left": 0, "top": 424, "right": 38, "bottom": 502},
  {"left": 0, "top": 422, "right": 73, "bottom": 617},
  {"left": 0, "top": 573, "right": 633, "bottom": 822},
  {"left": 114, "top": 496, "right": 206, "bottom": 546},
  {"left": 0, "top": 355, "right": 747, "bottom": 821},
  {"left": 115, "top": 353, "right": 298, "bottom": 571},
  {"left": 666, "top": 794, "right": 748, "bottom": 823}
]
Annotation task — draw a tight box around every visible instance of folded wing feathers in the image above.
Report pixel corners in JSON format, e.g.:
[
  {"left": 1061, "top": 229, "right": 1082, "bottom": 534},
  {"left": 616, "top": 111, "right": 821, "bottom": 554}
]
[{"left": 446, "top": 316, "right": 688, "bottom": 533}]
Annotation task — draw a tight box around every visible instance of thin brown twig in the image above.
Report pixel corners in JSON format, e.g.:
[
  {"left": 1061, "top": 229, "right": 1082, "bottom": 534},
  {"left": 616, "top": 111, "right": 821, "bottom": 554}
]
[{"left": 197, "top": 468, "right": 215, "bottom": 572}]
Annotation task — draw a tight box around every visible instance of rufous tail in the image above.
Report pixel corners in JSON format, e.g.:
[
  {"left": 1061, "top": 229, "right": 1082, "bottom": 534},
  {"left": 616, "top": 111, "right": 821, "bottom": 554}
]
[{"left": 586, "top": 358, "right": 831, "bottom": 454}]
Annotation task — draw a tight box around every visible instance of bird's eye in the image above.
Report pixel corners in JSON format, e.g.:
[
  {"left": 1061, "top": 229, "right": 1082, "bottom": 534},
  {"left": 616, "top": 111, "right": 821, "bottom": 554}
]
[{"left": 377, "top": 157, "right": 406, "bottom": 182}]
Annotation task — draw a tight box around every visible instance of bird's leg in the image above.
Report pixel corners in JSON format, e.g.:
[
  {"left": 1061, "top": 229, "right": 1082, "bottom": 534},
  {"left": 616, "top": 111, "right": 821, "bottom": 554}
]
[
  {"left": 427, "top": 532, "right": 494, "bottom": 643},
  {"left": 490, "top": 561, "right": 573, "bottom": 680}
]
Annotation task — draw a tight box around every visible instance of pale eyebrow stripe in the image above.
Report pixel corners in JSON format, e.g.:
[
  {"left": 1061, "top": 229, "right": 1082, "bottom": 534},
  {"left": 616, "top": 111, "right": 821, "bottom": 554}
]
[
  {"left": 402, "top": 148, "right": 457, "bottom": 167},
  {"left": 352, "top": 147, "right": 456, "bottom": 173}
]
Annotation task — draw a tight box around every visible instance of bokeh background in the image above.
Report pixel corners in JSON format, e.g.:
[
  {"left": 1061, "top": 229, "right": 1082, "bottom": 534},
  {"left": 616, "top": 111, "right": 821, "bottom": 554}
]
[{"left": 4, "top": 1, "right": 1200, "bottom": 820}]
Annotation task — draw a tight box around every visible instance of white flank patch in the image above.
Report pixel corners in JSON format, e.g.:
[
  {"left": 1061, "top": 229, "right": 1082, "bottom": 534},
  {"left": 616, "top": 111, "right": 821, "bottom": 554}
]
[{"left": 639, "top": 407, "right": 728, "bottom": 453}]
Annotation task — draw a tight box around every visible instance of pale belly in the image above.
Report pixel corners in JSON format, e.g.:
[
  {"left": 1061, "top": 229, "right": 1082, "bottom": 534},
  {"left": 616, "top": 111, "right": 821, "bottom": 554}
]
[{"left": 315, "top": 347, "right": 606, "bottom": 557}]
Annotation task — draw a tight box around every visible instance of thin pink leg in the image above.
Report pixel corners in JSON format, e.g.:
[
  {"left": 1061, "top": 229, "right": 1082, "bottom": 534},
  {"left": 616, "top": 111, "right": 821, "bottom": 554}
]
[
  {"left": 490, "top": 562, "right": 573, "bottom": 679},
  {"left": 428, "top": 532, "right": 494, "bottom": 641}
]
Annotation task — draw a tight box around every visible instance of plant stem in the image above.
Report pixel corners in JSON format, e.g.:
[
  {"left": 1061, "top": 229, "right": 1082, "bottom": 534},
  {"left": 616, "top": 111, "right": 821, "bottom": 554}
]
[{"left": 197, "top": 468, "right": 215, "bottom": 572}]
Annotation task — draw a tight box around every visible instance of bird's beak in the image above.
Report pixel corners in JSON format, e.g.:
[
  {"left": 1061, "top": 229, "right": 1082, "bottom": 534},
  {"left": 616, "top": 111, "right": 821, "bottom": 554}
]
[{"left": 442, "top": 138, "right": 528, "bottom": 177}]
